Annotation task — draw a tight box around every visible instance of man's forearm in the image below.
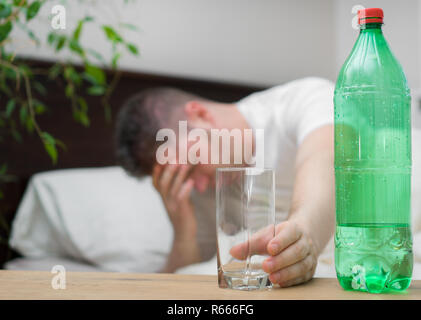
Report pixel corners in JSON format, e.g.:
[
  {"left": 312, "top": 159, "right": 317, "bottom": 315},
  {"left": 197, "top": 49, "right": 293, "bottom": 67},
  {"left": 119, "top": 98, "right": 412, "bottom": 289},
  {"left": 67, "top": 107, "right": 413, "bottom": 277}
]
[
  {"left": 289, "top": 126, "right": 335, "bottom": 255},
  {"left": 159, "top": 238, "right": 202, "bottom": 273}
]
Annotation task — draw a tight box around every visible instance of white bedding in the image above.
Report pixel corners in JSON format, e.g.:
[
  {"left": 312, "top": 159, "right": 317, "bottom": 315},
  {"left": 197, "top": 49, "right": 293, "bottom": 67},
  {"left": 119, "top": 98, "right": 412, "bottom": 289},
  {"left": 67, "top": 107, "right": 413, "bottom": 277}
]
[{"left": 8, "top": 167, "right": 173, "bottom": 273}]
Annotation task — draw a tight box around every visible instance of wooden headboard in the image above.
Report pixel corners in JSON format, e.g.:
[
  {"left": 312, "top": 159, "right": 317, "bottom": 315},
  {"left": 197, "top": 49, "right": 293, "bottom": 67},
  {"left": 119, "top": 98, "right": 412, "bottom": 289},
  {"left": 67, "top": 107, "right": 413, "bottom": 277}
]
[{"left": 0, "top": 59, "right": 264, "bottom": 267}]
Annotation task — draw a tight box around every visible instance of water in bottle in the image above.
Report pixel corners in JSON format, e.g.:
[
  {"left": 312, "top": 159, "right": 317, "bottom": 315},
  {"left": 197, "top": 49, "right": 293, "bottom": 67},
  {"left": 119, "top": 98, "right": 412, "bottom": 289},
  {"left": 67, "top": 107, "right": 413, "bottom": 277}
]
[{"left": 334, "top": 8, "right": 413, "bottom": 293}]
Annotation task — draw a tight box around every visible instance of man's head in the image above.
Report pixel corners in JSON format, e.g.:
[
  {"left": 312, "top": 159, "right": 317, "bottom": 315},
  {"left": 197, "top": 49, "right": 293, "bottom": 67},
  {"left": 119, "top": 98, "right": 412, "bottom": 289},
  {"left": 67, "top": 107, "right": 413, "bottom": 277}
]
[{"left": 115, "top": 87, "right": 250, "bottom": 192}]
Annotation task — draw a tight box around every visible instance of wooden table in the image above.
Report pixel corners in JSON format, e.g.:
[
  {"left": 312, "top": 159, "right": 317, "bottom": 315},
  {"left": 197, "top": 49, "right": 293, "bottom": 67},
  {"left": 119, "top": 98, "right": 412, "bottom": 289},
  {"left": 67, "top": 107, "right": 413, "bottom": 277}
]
[{"left": 0, "top": 270, "right": 420, "bottom": 300}]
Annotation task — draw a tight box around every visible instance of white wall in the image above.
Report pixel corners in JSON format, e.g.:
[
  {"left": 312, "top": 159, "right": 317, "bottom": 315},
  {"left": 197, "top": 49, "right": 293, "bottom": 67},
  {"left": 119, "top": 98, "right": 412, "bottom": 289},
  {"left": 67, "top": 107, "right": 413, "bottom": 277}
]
[
  {"left": 9, "top": 0, "right": 421, "bottom": 126},
  {"left": 131, "top": 0, "right": 336, "bottom": 86},
  {"left": 13, "top": 0, "right": 336, "bottom": 86}
]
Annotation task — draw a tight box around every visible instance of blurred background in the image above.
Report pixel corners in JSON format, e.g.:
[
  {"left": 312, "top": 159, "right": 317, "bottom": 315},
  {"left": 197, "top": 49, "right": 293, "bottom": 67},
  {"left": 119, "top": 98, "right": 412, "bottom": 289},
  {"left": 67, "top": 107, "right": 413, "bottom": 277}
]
[
  {"left": 12, "top": 0, "right": 421, "bottom": 121},
  {"left": 12, "top": 0, "right": 420, "bottom": 89},
  {"left": 0, "top": 0, "right": 420, "bottom": 270}
]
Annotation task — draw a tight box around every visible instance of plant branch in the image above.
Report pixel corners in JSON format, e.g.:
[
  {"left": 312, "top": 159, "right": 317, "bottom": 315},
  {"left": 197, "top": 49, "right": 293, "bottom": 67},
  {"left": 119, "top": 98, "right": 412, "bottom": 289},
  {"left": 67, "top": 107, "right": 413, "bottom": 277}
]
[
  {"left": 101, "top": 69, "right": 121, "bottom": 118},
  {"left": 4, "top": 0, "right": 26, "bottom": 24},
  {"left": 0, "top": 59, "right": 43, "bottom": 139}
]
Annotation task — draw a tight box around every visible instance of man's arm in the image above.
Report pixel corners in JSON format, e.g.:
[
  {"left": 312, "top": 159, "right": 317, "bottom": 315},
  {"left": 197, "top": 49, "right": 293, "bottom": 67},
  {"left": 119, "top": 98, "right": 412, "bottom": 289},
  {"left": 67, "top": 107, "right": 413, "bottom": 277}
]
[
  {"left": 230, "top": 124, "right": 335, "bottom": 287},
  {"left": 152, "top": 164, "right": 202, "bottom": 273},
  {"left": 290, "top": 124, "right": 335, "bottom": 256},
  {"left": 267, "top": 124, "right": 335, "bottom": 286}
]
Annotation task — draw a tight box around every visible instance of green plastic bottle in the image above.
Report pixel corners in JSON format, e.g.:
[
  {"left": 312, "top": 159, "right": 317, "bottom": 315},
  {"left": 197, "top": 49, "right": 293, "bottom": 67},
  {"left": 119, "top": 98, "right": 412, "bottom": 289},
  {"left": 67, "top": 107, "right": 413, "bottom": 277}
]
[{"left": 334, "top": 8, "right": 412, "bottom": 293}]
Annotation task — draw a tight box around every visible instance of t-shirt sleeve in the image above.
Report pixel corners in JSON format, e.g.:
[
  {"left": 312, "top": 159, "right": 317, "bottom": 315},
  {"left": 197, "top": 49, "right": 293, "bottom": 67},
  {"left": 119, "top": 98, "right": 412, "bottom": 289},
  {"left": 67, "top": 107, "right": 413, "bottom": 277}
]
[{"left": 284, "top": 78, "right": 335, "bottom": 146}]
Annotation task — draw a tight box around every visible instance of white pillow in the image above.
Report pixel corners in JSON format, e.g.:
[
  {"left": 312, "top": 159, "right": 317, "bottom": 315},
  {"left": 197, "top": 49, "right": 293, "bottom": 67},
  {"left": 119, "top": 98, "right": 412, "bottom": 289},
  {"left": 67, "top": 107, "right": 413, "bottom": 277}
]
[{"left": 9, "top": 167, "right": 173, "bottom": 273}]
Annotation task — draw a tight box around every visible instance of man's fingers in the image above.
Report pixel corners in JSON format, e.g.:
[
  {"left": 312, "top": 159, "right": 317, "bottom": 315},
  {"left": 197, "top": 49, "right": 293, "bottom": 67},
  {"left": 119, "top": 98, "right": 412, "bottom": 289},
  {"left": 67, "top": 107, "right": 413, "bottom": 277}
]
[
  {"left": 267, "top": 221, "right": 303, "bottom": 256},
  {"left": 262, "top": 236, "right": 310, "bottom": 273},
  {"left": 170, "top": 165, "right": 192, "bottom": 199},
  {"left": 159, "top": 164, "right": 178, "bottom": 197},
  {"left": 229, "top": 225, "right": 275, "bottom": 260},
  {"left": 152, "top": 165, "right": 162, "bottom": 189},
  {"left": 268, "top": 254, "right": 315, "bottom": 287},
  {"left": 229, "top": 242, "right": 248, "bottom": 260},
  {"left": 177, "top": 178, "right": 194, "bottom": 202}
]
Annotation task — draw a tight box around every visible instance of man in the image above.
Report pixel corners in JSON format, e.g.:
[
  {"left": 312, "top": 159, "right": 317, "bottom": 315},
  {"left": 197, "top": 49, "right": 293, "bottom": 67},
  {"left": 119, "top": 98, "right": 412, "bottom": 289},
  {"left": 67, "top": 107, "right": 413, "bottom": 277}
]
[{"left": 115, "top": 77, "right": 335, "bottom": 287}]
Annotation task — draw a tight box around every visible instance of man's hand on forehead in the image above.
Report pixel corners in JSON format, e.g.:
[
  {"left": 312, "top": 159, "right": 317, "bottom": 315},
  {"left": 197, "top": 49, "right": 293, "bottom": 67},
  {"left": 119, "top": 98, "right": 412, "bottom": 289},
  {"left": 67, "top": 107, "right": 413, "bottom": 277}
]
[
  {"left": 153, "top": 163, "right": 202, "bottom": 273},
  {"left": 152, "top": 163, "right": 197, "bottom": 241},
  {"left": 153, "top": 163, "right": 194, "bottom": 198}
]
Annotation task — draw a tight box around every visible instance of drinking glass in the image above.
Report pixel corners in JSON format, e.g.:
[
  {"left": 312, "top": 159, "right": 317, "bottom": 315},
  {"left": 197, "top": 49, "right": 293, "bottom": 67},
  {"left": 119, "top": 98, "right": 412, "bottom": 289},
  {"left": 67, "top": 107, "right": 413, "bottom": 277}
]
[{"left": 216, "top": 168, "right": 275, "bottom": 290}]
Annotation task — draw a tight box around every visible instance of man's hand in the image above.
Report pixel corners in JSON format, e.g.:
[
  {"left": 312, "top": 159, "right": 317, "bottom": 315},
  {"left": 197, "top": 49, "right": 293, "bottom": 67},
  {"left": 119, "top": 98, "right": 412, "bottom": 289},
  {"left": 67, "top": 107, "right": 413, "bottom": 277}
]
[
  {"left": 230, "top": 218, "right": 318, "bottom": 287},
  {"left": 231, "top": 125, "right": 334, "bottom": 287},
  {"left": 153, "top": 164, "right": 196, "bottom": 239},
  {"left": 263, "top": 218, "right": 318, "bottom": 287},
  {"left": 152, "top": 164, "right": 201, "bottom": 272}
]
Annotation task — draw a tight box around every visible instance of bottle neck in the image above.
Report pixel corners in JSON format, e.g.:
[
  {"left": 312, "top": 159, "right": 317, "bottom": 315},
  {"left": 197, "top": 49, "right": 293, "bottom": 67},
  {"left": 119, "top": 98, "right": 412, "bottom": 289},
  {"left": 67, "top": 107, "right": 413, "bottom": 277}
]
[
  {"left": 353, "top": 22, "right": 386, "bottom": 53},
  {"left": 359, "top": 23, "right": 383, "bottom": 32}
]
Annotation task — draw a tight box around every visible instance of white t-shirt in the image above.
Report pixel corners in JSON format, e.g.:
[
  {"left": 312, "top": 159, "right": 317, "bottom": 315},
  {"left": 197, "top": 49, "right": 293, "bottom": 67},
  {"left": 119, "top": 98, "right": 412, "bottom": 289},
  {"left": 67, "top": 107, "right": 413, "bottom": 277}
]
[{"left": 236, "top": 77, "right": 335, "bottom": 222}]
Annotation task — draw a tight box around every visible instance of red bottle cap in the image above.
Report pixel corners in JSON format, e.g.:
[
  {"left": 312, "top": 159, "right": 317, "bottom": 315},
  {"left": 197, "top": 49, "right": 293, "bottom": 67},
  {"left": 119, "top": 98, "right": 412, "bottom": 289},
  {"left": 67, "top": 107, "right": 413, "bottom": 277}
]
[{"left": 358, "top": 8, "right": 384, "bottom": 25}]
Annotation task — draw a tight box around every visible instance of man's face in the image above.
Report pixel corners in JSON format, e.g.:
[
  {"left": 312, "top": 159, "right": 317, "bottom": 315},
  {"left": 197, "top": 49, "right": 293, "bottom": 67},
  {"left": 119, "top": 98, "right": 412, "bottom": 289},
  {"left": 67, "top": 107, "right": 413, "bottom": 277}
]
[
  {"left": 174, "top": 134, "right": 221, "bottom": 193},
  {"left": 187, "top": 163, "right": 217, "bottom": 193},
  {"left": 156, "top": 133, "right": 237, "bottom": 194},
  {"left": 152, "top": 101, "right": 249, "bottom": 193}
]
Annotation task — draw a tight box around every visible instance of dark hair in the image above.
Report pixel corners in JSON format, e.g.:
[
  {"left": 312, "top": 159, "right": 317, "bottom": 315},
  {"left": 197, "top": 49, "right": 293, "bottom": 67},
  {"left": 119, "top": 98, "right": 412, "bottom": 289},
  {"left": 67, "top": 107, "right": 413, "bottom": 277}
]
[{"left": 115, "top": 87, "right": 203, "bottom": 178}]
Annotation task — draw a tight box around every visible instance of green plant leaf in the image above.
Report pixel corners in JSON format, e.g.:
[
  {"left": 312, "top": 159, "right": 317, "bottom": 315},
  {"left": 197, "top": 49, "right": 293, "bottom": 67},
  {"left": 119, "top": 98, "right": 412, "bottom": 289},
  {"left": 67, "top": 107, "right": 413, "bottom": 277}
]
[
  {"left": 69, "top": 39, "right": 83, "bottom": 54},
  {"left": 74, "top": 97, "right": 90, "bottom": 126},
  {"left": 102, "top": 25, "right": 123, "bottom": 43},
  {"left": 33, "top": 99, "right": 46, "bottom": 114},
  {"left": 69, "top": 39, "right": 84, "bottom": 57},
  {"left": 13, "top": 0, "right": 27, "bottom": 6},
  {"left": 33, "top": 81, "right": 46, "bottom": 95},
  {"left": 55, "top": 35, "right": 66, "bottom": 51},
  {"left": 54, "top": 138, "right": 66, "bottom": 151},
  {"left": 86, "top": 48, "right": 105, "bottom": 64},
  {"left": 26, "top": 1, "right": 41, "bottom": 21},
  {"left": 0, "top": 0, "right": 12, "bottom": 19},
  {"left": 0, "top": 21, "right": 12, "bottom": 42},
  {"left": 65, "top": 84, "right": 74, "bottom": 98},
  {"left": 84, "top": 64, "right": 106, "bottom": 85},
  {"left": 25, "top": 117, "right": 34, "bottom": 133},
  {"left": 26, "top": 29, "right": 39, "bottom": 44},
  {"left": 41, "top": 132, "right": 58, "bottom": 164},
  {"left": 79, "top": 112, "right": 90, "bottom": 127},
  {"left": 126, "top": 43, "right": 139, "bottom": 55},
  {"left": 43, "top": 140, "right": 57, "bottom": 164},
  {"left": 73, "top": 109, "right": 89, "bottom": 127},
  {"left": 87, "top": 85, "right": 105, "bottom": 96},
  {"left": 16, "top": 20, "right": 40, "bottom": 45},
  {"left": 111, "top": 52, "right": 121, "bottom": 69},
  {"left": 119, "top": 22, "right": 138, "bottom": 31},
  {"left": 48, "top": 63, "right": 61, "bottom": 79},
  {"left": 18, "top": 64, "right": 33, "bottom": 78},
  {"left": 77, "top": 97, "right": 88, "bottom": 112},
  {"left": 72, "top": 20, "right": 83, "bottom": 41},
  {"left": 64, "top": 66, "right": 81, "bottom": 85},
  {"left": 3, "top": 64, "right": 16, "bottom": 79},
  {"left": 0, "top": 163, "right": 7, "bottom": 175},
  {"left": 47, "top": 32, "right": 56, "bottom": 45},
  {"left": 19, "top": 105, "right": 27, "bottom": 125},
  {"left": 5, "top": 99, "right": 15, "bottom": 118},
  {"left": 41, "top": 132, "right": 55, "bottom": 145},
  {"left": 72, "top": 16, "right": 92, "bottom": 41}
]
